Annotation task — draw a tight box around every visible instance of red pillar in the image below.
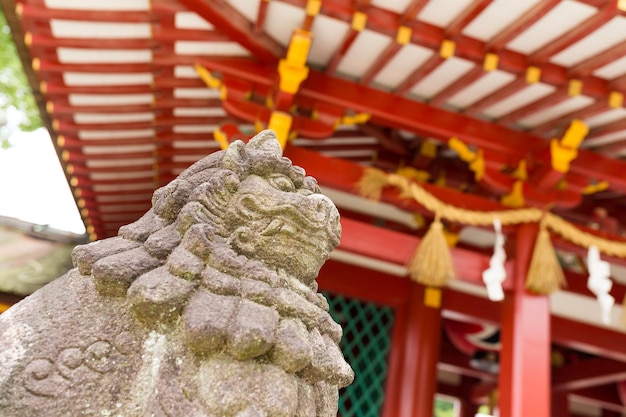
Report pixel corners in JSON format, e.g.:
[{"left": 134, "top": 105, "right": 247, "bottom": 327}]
[
  {"left": 498, "top": 222, "right": 551, "bottom": 417},
  {"left": 398, "top": 283, "right": 443, "bottom": 417}
]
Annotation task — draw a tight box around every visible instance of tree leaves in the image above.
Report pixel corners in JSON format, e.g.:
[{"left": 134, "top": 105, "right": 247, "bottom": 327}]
[{"left": 0, "top": 7, "right": 43, "bottom": 148}]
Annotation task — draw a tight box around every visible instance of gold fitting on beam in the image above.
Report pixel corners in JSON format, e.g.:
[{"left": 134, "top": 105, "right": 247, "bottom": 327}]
[
  {"left": 24, "top": 32, "right": 32, "bottom": 47},
  {"left": 420, "top": 139, "right": 438, "bottom": 158},
  {"left": 70, "top": 176, "right": 79, "bottom": 187},
  {"left": 80, "top": 208, "right": 89, "bottom": 217},
  {"left": 396, "top": 26, "right": 412, "bottom": 45},
  {"left": 501, "top": 180, "right": 525, "bottom": 208},
  {"left": 52, "top": 119, "right": 60, "bottom": 131},
  {"left": 57, "top": 135, "right": 65, "bottom": 147},
  {"left": 440, "top": 39, "right": 456, "bottom": 59},
  {"left": 609, "top": 91, "right": 624, "bottom": 108},
  {"left": 66, "top": 163, "right": 74, "bottom": 175},
  {"left": 213, "top": 127, "right": 230, "bottom": 150},
  {"left": 46, "top": 101, "right": 54, "bottom": 113},
  {"left": 424, "top": 287, "right": 442, "bottom": 308},
  {"left": 512, "top": 160, "right": 528, "bottom": 181},
  {"left": 568, "top": 79, "right": 583, "bottom": 96},
  {"left": 278, "top": 29, "right": 312, "bottom": 94},
  {"left": 526, "top": 66, "right": 541, "bottom": 84},
  {"left": 483, "top": 53, "right": 499, "bottom": 72},
  {"left": 619, "top": 0, "right": 626, "bottom": 12},
  {"left": 352, "top": 11, "right": 367, "bottom": 31},
  {"left": 583, "top": 181, "right": 609, "bottom": 195},
  {"left": 61, "top": 150, "right": 70, "bottom": 161},
  {"left": 32, "top": 57, "right": 40, "bottom": 71},
  {"left": 268, "top": 111, "right": 293, "bottom": 149},
  {"left": 194, "top": 64, "right": 222, "bottom": 89},
  {"left": 306, "top": 0, "right": 321, "bottom": 16},
  {"left": 40, "top": 81, "right": 47, "bottom": 94}
]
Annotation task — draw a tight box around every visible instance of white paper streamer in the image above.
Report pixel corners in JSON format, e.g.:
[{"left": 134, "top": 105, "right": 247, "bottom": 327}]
[
  {"left": 482, "top": 218, "right": 507, "bottom": 301},
  {"left": 587, "top": 245, "right": 614, "bottom": 325}
]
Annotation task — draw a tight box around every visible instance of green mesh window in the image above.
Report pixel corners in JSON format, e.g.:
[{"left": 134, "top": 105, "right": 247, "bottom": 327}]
[{"left": 324, "top": 292, "right": 395, "bottom": 417}]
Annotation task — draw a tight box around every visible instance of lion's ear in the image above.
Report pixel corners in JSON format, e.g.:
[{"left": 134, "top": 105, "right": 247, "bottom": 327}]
[
  {"left": 222, "top": 140, "right": 248, "bottom": 172},
  {"left": 247, "top": 130, "right": 282, "bottom": 157}
]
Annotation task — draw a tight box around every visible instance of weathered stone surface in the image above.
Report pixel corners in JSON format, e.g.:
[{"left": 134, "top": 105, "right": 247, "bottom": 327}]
[{"left": 0, "top": 130, "right": 353, "bottom": 416}]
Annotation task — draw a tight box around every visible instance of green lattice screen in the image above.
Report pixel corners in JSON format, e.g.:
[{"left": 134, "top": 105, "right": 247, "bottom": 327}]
[{"left": 324, "top": 292, "right": 395, "bottom": 417}]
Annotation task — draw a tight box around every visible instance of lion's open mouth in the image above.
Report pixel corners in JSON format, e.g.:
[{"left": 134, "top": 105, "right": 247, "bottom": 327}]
[{"left": 236, "top": 193, "right": 340, "bottom": 245}]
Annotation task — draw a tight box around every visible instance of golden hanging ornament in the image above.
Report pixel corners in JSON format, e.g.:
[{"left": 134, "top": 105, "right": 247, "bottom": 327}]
[
  {"left": 356, "top": 168, "right": 389, "bottom": 201},
  {"left": 525, "top": 223, "right": 566, "bottom": 294},
  {"left": 408, "top": 216, "right": 455, "bottom": 287}
]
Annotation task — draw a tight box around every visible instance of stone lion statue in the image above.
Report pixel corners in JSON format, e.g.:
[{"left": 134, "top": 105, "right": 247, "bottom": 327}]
[{"left": 0, "top": 131, "right": 353, "bottom": 417}]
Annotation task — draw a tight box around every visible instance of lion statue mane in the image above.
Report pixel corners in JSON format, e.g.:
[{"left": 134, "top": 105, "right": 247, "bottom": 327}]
[{"left": 0, "top": 131, "right": 353, "bottom": 417}]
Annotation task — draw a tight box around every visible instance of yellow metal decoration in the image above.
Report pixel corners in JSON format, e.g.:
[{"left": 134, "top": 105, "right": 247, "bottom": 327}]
[
  {"left": 551, "top": 119, "right": 589, "bottom": 173},
  {"left": 440, "top": 40, "right": 456, "bottom": 59},
  {"left": 351, "top": 11, "right": 367, "bottom": 31},
  {"left": 268, "top": 111, "right": 293, "bottom": 149},
  {"left": 609, "top": 91, "right": 624, "bottom": 109},
  {"left": 568, "top": 79, "right": 583, "bottom": 96},
  {"left": 501, "top": 180, "right": 525, "bottom": 208},
  {"left": 526, "top": 66, "right": 541, "bottom": 84},
  {"left": 424, "top": 287, "right": 442, "bottom": 308},
  {"left": 396, "top": 26, "right": 412, "bottom": 45},
  {"left": 278, "top": 29, "right": 312, "bottom": 94},
  {"left": 448, "top": 137, "right": 485, "bottom": 180},
  {"left": 483, "top": 53, "right": 499, "bottom": 72}
]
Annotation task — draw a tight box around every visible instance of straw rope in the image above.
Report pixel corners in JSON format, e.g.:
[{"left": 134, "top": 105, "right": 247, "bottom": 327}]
[{"left": 360, "top": 168, "right": 626, "bottom": 259}]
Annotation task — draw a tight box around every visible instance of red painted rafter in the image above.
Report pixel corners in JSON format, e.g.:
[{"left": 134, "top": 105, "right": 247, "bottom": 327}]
[
  {"left": 359, "top": 0, "right": 429, "bottom": 85},
  {"left": 394, "top": 54, "right": 443, "bottom": 96},
  {"left": 571, "top": 38, "right": 626, "bottom": 77},
  {"left": 463, "top": 77, "right": 527, "bottom": 116},
  {"left": 429, "top": 65, "right": 483, "bottom": 107},
  {"left": 585, "top": 119, "right": 626, "bottom": 148},
  {"left": 570, "top": 385, "right": 626, "bottom": 414},
  {"left": 552, "top": 358, "right": 626, "bottom": 392},
  {"left": 201, "top": 58, "right": 626, "bottom": 192},
  {"left": 279, "top": 0, "right": 616, "bottom": 100},
  {"left": 325, "top": 27, "right": 360, "bottom": 75},
  {"left": 485, "top": 0, "right": 560, "bottom": 52},
  {"left": 444, "top": 0, "right": 492, "bottom": 37},
  {"left": 530, "top": 100, "right": 610, "bottom": 136},
  {"left": 254, "top": 0, "right": 270, "bottom": 34},
  {"left": 495, "top": 88, "right": 569, "bottom": 126},
  {"left": 176, "top": 0, "right": 282, "bottom": 63},
  {"left": 529, "top": 1, "right": 619, "bottom": 64}
]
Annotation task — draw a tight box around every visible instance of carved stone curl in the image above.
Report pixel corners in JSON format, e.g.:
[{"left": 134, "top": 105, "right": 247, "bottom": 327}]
[{"left": 0, "top": 130, "right": 353, "bottom": 417}]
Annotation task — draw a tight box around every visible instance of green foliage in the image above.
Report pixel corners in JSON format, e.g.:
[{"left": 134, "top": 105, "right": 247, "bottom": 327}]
[
  {"left": 433, "top": 397, "right": 456, "bottom": 417},
  {"left": 0, "top": 6, "right": 43, "bottom": 148}
]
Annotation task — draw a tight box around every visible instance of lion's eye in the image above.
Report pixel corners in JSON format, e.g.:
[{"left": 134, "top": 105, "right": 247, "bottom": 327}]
[{"left": 269, "top": 174, "right": 295, "bottom": 192}]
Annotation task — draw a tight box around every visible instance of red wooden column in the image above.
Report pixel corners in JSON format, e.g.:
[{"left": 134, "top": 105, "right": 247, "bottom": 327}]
[
  {"left": 498, "top": 222, "right": 551, "bottom": 417},
  {"left": 398, "top": 282, "right": 443, "bottom": 417}
]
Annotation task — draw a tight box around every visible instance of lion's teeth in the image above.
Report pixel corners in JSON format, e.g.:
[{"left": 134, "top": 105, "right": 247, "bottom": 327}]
[{"left": 261, "top": 218, "right": 283, "bottom": 236}]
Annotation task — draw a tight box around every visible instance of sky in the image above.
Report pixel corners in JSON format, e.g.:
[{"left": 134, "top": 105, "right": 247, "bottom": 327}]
[{"left": 0, "top": 127, "right": 86, "bottom": 234}]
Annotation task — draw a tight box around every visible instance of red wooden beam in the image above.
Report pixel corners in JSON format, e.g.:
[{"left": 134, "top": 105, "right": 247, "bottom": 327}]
[
  {"left": 552, "top": 316, "right": 626, "bottom": 363},
  {"left": 552, "top": 358, "right": 626, "bottom": 392},
  {"left": 587, "top": 118, "right": 626, "bottom": 141},
  {"left": 254, "top": 0, "right": 270, "bottom": 34},
  {"left": 176, "top": 0, "right": 282, "bottom": 63},
  {"left": 570, "top": 385, "right": 625, "bottom": 414}
]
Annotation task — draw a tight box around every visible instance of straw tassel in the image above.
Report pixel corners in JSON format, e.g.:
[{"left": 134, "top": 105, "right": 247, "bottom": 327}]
[
  {"left": 357, "top": 168, "right": 389, "bottom": 201},
  {"left": 409, "top": 216, "right": 455, "bottom": 287},
  {"left": 525, "top": 224, "right": 566, "bottom": 294}
]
